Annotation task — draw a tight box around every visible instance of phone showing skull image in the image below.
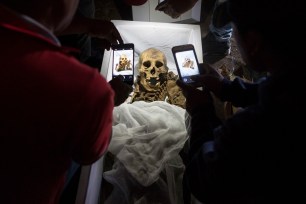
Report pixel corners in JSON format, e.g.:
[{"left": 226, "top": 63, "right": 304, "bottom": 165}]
[
  {"left": 112, "top": 43, "right": 134, "bottom": 85},
  {"left": 172, "top": 44, "right": 202, "bottom": 87}
]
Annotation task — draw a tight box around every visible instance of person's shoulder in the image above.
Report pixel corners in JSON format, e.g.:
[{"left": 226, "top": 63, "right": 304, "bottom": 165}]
[
  {"left": 31, "top": 47, "right": 112, "bottom": 95},
  {"left": 37, "top": 48, "right": 102, "bottom": 79}
]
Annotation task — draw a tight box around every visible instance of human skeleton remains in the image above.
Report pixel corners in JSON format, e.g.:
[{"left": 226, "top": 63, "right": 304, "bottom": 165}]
[
  {"left": 115, "top": 54, "right": 132, "bottom": 71},
  {"left": 131, "top": 48, "right": 186, "bottom": 108},
  {"left": 182, "top": 58, "right": 194, "bottom": 69}
]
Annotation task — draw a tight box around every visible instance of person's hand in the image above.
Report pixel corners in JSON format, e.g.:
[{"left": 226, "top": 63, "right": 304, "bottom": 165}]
[
  {"left": 57, "top": 14, "right": 123, "bottom": 50},
  {"left": 109, "top": 76, "right": 133, "bottom": 106},
  {"left": 176, "top": 80, "right": 214, "bottom": 114},
  {"left": 191, "top": 63, "right": 224, "bottom": 99},
  {"left": 87, "top": 19, "right": 123, "bottom": 50},
  {"left": 155, "top": 0, "right": 198, "bottom": 19}
]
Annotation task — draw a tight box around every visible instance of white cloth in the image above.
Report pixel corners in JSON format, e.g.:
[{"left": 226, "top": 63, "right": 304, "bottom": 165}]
[{"left": 109, "top": 101, "right": 188, "bottom": 186}]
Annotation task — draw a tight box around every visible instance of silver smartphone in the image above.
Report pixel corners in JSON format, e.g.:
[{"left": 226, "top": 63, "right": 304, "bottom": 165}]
[
  {"left": 172, "top": 44, "right": 202, "bottom": 87},
  {"left": 112, "top": 43, "right": 134, "bottom": 85}
]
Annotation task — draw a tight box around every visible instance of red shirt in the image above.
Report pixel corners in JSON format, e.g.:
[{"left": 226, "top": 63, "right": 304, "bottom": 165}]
[{"left": 0, "top": 5, "right": 114, "bottom": 204}]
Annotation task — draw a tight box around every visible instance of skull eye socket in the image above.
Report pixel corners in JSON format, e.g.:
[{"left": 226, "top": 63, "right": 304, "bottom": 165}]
[
  {"left": 155, "top": 61, "right": 164, "bottom": 68},
  {"left": 143, "top": 61, "right": 151, "bottom": 68}
]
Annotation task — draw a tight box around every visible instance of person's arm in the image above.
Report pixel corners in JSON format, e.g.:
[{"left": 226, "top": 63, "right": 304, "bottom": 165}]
[
  {"left": 219, "top": 77, "right": 260, "bottom": 107},
  {"left": 57, "top": 13, "right": 90, "bottom": 35},
  {"left": 184, "top": 105, "right": 265, "bottom": 203},
  {"left": 57, "top": 13, "right": 123, "bottom": 49},
  {"left": 155, "top": 0, "right": 199, "bottom": 18},
  {"left": 192, "top": 64, "right": 262, "bottom": 107},
  {"left": 176, "top": 80, "right": 221, "bottom": 160},
  {"left": 108, "top": 75, "right": 133, "bottom": 106},
  {"left": 177, "top": 78, "right": 264, "bottom": 203},
  {"left": 71, "top": 71, "right": 114, "bottom": 164}
]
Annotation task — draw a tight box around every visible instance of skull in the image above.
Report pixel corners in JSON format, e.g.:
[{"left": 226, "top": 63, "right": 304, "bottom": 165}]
[
  {"left": 138, "top": 48, "right": 168, "bottom": 91},
  {"left": 120, "top": 54, "right": 128, "bottom": 65},
  {"left": 182, "top": 58, "right": 194, "bottom": 69},
  {"left": 116, "top": 54, "right": 132, "bottom": 71}
]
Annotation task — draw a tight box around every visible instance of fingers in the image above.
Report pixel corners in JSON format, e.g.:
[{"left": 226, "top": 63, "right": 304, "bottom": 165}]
[
  {"left": 176, "top": 79, "right": 186, "bottom": 90},
  {"left": 95, "top": 38, "right": 111, "bottom": 50},
  {"left": 105, "top": 21, "right": 123, "bottom": 44},
  {"left": 202, "top": 63, "right": 224, "bottom": 78},
  {"left": 107, "top": 25, "right": 123, "bottom": 45},
  {"left": 91, "top": 20, "right": 123, "bottom": 45},
  {"left": 191, "top": 75, "right": 223, "bottom": 98},
  {"left": 176, "top": 80, "right": 193, "bottom": 97},
  {"left": 188, "top": 75, "right": 206, "bottom": 87},
  {"left": 111, "top": 26, "right": 124, "bottom": 44},
  {"left": 155, "top": 1, "right": 167, "bottom": 10},
  {"left": 125, "top": 84, "right": 133, "bottom": 94},
  {"left": 176, "top": 79, "right": 214, "bottom": 113},
  {"left": 116, "top": 75, "right": 125, "bottom": 81},
  {"left": 155, "top": 1, "right": 180, "bottom": 19},
  {"left": 109, "top": 76, "right": 133, "bottom": 106}
]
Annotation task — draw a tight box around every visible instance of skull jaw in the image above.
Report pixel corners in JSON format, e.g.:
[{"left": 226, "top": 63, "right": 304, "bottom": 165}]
[{"left": 140, "top": 77, "right": 161, "bottom": 91}]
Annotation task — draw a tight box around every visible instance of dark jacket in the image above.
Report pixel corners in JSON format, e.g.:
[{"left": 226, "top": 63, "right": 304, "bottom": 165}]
[{"left": 184, "top": 73, "right": 306, "bottom": 203}]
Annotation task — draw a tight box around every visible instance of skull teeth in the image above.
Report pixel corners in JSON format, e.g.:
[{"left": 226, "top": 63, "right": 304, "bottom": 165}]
[
  {"left": 146, "top": 77, "right": 160, "bottom": 86},
  {"left": 146, "top": 77, "right": 159, "bottom": 80},
  {"left": 148, "top": 82, "right": 160, "bottom": 87}
]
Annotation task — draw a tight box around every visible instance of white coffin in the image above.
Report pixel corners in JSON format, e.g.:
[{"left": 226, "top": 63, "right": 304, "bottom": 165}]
[{"left": 76, "top": 19, "right": 203, "bottom": 204}]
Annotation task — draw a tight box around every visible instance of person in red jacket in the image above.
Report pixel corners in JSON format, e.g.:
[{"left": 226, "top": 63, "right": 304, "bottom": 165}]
[{"left": 0, "top": 0, "right": 130, "bottom": 203}]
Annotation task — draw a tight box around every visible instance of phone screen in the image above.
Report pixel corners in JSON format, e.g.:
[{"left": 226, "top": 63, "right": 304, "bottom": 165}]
[
  {"left": 112, "top": 43, "right": 134, "bottom": 85},
  {"left": 172, "top": 45, "right": 201, "bottom": 86}
]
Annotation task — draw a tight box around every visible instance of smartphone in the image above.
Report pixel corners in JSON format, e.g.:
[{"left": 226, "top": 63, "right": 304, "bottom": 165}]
[
  {"left": 112, "top": 43, "right": 134, "bottom": 85},
  {"left": 172, "top": 44, "right": 202, "bottom": 87}
]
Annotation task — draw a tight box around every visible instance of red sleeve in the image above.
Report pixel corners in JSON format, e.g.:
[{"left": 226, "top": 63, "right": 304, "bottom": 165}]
[{"left": 71, "top": 71, "right": 114, "bottom": 164}]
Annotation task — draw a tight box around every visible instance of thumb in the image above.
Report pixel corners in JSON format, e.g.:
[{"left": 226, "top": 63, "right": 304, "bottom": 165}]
[
  {"left": 96, "top": 39, "right": 111, "bottom": 51},
  {"left": 190, "top": 75, "right": 206, "bottom": 83},
  {"left": 176, "top": 79, "right": 187, "bottom": 90},
  {"left": 155, "top": 1, "right": 167, "bottom": 10},
  {"left": 176, "top": 79, "right": 194, "bottom": 97},
  {"left": 194, "top": 75, "right": 223, "bottom": 97}
]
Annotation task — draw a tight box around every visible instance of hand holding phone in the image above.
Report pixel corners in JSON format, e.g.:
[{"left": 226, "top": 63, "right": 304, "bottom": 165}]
[
  {"left": 109, "top": 76, "right": 133, "bottom": 106},
  {"left": 112, "top": 43, "right": 134, "bottom": 85},
  {"left": 172, "top": 44, "right": 202, "bottom": 87}
]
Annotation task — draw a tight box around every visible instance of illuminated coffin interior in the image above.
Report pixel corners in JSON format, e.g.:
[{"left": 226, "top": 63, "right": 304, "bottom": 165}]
[
  {"left": 76, "top": 20, "right": 203, "bottom": 204},
  {"left": 101, "top": 20, "right": 203, "bottom": 81}
]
